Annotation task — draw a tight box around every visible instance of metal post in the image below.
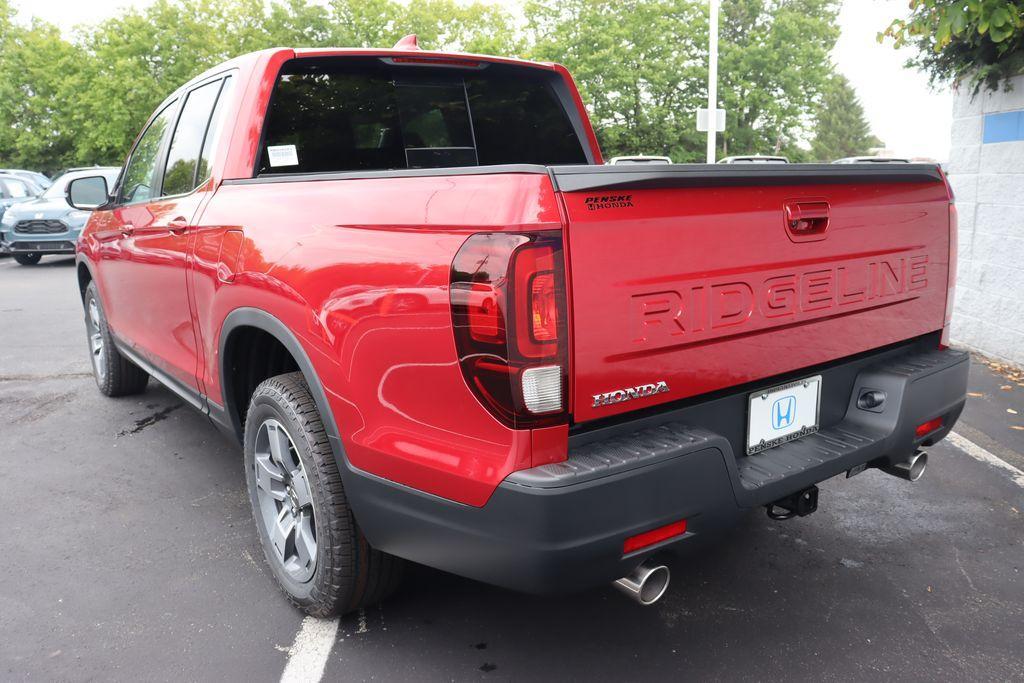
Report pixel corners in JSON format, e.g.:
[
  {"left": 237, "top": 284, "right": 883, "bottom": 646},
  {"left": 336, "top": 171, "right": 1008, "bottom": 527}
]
[{"left": 706, "top": 0, "right": 719, "bottom": 164}]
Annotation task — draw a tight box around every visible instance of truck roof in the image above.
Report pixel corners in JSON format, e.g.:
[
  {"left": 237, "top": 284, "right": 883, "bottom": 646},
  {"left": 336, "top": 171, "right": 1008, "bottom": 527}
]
[{"left": 181, "top": 42, "right": 561, "bottom": 95}]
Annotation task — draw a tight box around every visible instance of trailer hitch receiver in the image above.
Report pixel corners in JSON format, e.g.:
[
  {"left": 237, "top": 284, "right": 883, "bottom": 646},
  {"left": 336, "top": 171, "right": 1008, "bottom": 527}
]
[{"left": 766, "top": 485, "right": 819, "bottom": 521}]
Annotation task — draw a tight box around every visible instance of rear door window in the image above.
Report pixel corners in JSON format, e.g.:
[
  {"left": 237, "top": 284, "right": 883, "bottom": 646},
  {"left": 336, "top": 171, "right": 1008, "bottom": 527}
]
[
  {"left": 162, "top": 78, "right": 222, "bottom": 196},
  {"left": 257, "top": 58, "right": 588, "bottom": 175},
  {"left": 121, "top": 103, "right": 176, "bottom": 204},
  {"left": 196, "top": 76, "right": 235, "bottom": 185}
]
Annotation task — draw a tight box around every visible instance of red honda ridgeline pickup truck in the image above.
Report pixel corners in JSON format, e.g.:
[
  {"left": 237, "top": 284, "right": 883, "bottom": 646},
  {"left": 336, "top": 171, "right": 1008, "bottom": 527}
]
[{"left": 68, "top": 42, "right": 968, "bottom": 614}]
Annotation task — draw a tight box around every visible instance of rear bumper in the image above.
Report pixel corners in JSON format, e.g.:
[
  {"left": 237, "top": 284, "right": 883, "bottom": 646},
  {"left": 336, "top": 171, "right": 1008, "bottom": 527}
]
[{"left": 345, "top": 342, "right": 969, "bottom": 595}]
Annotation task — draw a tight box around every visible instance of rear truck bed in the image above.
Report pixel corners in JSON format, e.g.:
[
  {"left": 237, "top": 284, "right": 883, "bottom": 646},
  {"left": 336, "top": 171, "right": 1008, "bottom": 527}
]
[{"left": 346, "top": 163, "right": 968, "bottom": 595}]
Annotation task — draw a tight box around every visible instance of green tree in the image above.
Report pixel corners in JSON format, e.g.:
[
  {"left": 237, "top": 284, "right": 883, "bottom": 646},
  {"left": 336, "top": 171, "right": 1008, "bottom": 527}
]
[
  {"left": 329, "top": 0, "right": 523, "bottom": 54},
  {"left": 0, "top": 0, "right": 842, "bottom": 172},
  {"left": 0, "top": 0, "right": 518, "bottom": 172},
  {"left": 718, "top": 0, "right": 840, "bottom": 159},
  {"left": 882, "top": 0, "right": 1024, "bottom": 93},
  {"left": 0, "top": 12, "right": 83, "bottom": 173},
  {"left": 525, "top": 0, "right": 840, "bottom": 162},
  {"left": 809, "top": 75, "right": 883, "bottom": 161},
  {"left": 525, "top": 0, "right": 709, "bottom": 161}
]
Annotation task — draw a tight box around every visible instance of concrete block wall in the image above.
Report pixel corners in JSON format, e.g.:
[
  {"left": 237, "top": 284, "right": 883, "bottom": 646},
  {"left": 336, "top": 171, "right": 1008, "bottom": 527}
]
[{"left": 947, "top": 74, "right": 1024, "bottom": 366}]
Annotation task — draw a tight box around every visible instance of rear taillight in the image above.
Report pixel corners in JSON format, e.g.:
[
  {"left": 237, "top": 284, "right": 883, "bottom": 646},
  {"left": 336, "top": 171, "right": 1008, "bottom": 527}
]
[
  {"left": 941, "top": 202, "right": 958, "bottom": 348},
  {"left": 450, "top": 232, "right": 568, "bottom": 428}
]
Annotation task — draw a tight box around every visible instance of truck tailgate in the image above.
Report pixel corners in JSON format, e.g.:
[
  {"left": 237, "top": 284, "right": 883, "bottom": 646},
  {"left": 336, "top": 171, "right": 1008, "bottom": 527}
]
[{"left": 551, "top": 164, "right": 952, "bottom": 424}]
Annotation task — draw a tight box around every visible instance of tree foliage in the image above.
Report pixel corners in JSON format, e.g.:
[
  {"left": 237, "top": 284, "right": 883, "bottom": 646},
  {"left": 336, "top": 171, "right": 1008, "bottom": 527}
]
[
  {"left": 526, "top": 0, "right": 841, "bottom": 161},
  {"left": 0, "top": 0, "right": 518, "bottom": 173},
  {"left": 809, "top": 75, "right": 883, "bottom": 161},
  {"left": 882, "top": 0, "right": 1024, "bottom": 94},
  {"left": 717, "top": 0, "right": 840, "bottom": 159},
  {"left": 0, "top": 0, "right": 856, "bottom": 172},
  {"left": 525, "top": 0, "right": 709, "bottom": 161}
]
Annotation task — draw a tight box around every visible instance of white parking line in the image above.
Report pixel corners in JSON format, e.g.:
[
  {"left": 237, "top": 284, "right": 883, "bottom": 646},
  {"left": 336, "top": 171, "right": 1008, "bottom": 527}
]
[
  {"left": 280, "top": 616, "right": 340, "bottom": 683},
  {"left": 948, "top": 431, "right": 1024, "bottom": 489}
]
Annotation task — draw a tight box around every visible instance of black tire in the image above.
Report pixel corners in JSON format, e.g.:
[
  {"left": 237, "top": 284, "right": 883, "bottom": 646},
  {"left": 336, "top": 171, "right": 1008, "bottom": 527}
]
[
  {"left": 244, "top": 372, "right": 403, "bottom": 616},
  {"left": 14, "top": 252, "right": 41, "bottom": 265},
  {"left": 83, "top": 281, "right": 149, "bottom": 396}
]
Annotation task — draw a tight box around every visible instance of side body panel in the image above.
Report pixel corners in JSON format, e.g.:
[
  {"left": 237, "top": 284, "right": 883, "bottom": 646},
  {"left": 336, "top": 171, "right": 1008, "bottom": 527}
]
[{"left": 193, "top": 172, "right": 566, "bottom": 506}]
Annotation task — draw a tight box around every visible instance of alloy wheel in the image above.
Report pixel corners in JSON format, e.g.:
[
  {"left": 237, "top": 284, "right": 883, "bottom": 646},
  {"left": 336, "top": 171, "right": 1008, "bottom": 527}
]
[
  {"left": 253, "top": 419, "right": 317, "bottom": 582},
  {"left": 87, "top": 298, "right": 105, "bottom": 379}
]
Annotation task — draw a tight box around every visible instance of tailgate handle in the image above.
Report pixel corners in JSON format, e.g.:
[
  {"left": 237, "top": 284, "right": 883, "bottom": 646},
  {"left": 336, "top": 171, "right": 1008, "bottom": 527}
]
[{"left": 784, "top": 201, "right": 830, "bottom": 236}]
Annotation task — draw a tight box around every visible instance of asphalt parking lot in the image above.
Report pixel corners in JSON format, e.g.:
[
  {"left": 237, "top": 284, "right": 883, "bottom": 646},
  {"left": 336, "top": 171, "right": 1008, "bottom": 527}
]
[{"left": 1, "top": 255, "right": 1022, "bottom": 682}]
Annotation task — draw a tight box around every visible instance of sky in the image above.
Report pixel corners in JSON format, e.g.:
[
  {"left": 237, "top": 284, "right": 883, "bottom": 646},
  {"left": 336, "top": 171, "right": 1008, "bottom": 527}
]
[{"left": 15, "top": 0, "right": 953, "bottom": 161}]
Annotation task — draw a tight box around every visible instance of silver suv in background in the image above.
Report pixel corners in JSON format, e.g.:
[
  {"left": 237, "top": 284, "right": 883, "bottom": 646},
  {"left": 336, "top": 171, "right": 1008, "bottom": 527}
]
[
  {"left": 1, "top": 167, "right": 119, "bottom": 266},
  {"left": 0, "top": 174, "right": 42, "bottom": 228}
]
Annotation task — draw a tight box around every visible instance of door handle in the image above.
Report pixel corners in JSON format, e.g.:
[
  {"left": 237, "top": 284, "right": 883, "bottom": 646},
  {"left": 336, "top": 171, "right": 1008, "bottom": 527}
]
[
  {"left": 783, "top": 200, "right": 830, "bottom": 241},
  {"left": 168, "top": 216, "right": 189, "bottom": 235},
  {"left": 120, "top": 223, "right": 135, "bottom": 237}
]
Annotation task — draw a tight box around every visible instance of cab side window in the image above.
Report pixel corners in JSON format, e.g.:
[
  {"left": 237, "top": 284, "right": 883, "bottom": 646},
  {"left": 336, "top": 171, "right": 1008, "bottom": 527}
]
[
  {"left": 121, "top": 103, "right": 176, "bottom": 205},
  {"left": 161, "top": 77, "right": 232, "bottom": 196}
]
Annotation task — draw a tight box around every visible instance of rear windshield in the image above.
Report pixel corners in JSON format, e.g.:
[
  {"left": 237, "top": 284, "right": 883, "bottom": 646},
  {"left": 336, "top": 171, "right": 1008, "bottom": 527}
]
[{"left": 257, "top": 58, "right": 589, "bottom": 175}]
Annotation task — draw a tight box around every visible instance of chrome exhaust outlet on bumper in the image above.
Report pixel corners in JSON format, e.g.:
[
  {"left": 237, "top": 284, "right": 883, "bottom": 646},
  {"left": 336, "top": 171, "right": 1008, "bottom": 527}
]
[
  {"left": 613, "top": 560, "right": 670, "bottom": 606},
  {"left": 876, "top": 450, "right": 928, "bottom": 482}
]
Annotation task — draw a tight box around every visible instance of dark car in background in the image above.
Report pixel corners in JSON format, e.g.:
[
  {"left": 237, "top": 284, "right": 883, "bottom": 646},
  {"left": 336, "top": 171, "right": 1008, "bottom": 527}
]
[{"left": 1, "top": 167, "right": 119, "bottom": 265}]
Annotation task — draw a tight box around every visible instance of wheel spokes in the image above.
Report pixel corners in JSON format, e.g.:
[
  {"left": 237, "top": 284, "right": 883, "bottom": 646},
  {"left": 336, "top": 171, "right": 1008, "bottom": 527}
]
[
  {"left": 255, "top": 453, "right": 287, "bottom": 501},
  {"left": 267, "top": 422, "right": 293, "bottom": 468},
  {"left": 292, "top": 513, "right": 316, "bottom": 568},
  {"left": 269, "top": 506, "right": 295, "bottom": 563},
  {"left": 288, "top": 467, "right": 312, "bottom": 509}
]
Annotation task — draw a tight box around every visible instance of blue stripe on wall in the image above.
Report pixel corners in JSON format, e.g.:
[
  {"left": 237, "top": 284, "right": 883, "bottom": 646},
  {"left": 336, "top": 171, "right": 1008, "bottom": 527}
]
[{"left": 983, "top": 110, "right": 1024, "bottom": 144}]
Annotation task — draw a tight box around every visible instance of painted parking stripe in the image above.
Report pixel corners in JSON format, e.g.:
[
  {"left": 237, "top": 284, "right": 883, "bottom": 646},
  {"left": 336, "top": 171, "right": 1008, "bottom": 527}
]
[
  {"left": 280, "top": 616, "right": 340, "bottom": 683},
  {"left": 948, "top": 431, "right": 1024, "bottom": 489}
]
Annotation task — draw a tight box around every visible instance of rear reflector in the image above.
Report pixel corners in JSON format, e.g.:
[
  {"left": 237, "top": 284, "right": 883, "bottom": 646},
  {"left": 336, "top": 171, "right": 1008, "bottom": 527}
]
[
  {"left": 623, "top": 519, "right": 688, "bottom": 555},
  {"left": 915, "top": 417, "right": 944, "bottom": 438}
]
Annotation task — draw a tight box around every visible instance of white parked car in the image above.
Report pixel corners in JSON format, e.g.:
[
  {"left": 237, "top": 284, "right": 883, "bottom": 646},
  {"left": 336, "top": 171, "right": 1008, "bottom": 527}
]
[
  {"left": 717, "top": 155, "right": 789, "bottom": 164},
  {"left": 607, "top": 155, "right": 672, "bottom": 165},
  {"left": 832, "top": 156, "right": 910, "bottom": 164}
]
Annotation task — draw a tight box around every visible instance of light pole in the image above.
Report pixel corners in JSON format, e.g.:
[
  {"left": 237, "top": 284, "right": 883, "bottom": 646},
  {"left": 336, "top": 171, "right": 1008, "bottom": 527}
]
[{"left": 706, "top": 0, "right": 719, "bottom": 163}]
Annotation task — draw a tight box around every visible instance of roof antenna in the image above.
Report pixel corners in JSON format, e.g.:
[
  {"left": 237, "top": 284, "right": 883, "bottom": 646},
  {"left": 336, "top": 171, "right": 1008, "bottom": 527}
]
[{"left": 392, "top": 34, "right": 420, "bottom": 50}]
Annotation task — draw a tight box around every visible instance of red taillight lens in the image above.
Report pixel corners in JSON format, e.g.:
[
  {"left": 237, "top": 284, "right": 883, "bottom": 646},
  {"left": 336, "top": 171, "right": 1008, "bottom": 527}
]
[
  {"left": 916, "top": 417, "right": 944, "bottom": 438},
  {"left": 512, "top": 244, "right": 560, "bottom": 358},
  {"left": 530, "top": 272, "right": 558, "bottom": 342},
  {"left": 450, "top": 232, "right": 568, "bottom": 428},
  {"left": 623, "top": 519, "right": 688, "bottom": 555}
]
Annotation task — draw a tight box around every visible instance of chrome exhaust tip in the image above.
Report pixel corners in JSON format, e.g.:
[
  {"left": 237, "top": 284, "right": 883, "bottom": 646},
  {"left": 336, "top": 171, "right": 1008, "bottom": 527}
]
[
  {"left": 878, "top": 450, "right": 928, "bottom": 482},
  {"left": 613, "top": 560, "right": 670, "bottom": 606}
]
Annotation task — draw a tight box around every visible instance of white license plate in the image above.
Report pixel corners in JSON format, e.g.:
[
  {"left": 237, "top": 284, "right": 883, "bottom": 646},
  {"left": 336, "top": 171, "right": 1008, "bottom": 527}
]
[{"left": 747, "top": 375, "right": 822, "bottom": 455}]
